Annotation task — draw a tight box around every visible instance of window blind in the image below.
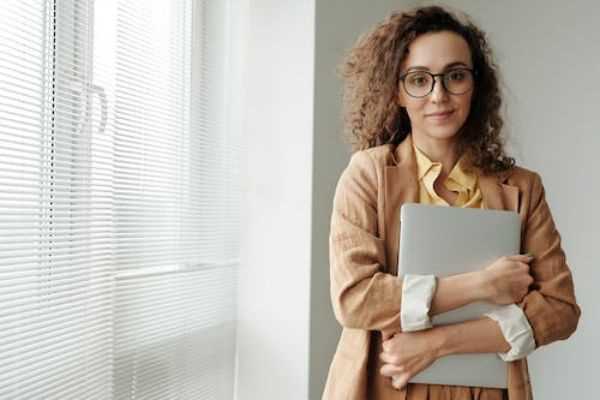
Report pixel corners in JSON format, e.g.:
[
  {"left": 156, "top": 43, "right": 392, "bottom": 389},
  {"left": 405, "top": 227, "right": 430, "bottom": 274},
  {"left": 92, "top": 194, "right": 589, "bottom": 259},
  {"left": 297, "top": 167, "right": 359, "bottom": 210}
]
[
  {"left": 0, "top": 0, "right": 239, "bottom": 398},
  {"left": 0, "top": 1, "right": 114, "bottom": 398}
]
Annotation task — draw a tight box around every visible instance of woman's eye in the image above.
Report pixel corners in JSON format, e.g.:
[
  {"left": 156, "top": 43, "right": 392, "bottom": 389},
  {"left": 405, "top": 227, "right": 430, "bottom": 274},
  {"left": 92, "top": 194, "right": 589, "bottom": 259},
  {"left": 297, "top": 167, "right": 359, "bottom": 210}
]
[
  {"left": 409, "top": 74, "right": 428, "bottom": 86},
  {"left": 448, "top": 70, "right": 466, "bottom": 81}
]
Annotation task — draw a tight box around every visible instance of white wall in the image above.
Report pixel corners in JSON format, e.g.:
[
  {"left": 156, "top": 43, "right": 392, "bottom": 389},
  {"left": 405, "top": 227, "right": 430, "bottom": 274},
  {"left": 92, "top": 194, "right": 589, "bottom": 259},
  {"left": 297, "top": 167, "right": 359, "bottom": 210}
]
[
  {"left": 236, "top": 0, "right": 315, "bottom": 399},
  {"left": 414, "top": 1, "right": 599, "bottom": 397}
]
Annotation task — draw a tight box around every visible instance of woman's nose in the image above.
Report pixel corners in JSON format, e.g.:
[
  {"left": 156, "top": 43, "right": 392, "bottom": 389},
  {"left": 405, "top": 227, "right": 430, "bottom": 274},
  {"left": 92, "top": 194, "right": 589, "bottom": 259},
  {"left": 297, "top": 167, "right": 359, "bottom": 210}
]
[{"left": 430, "top": 76, "right": 449, "bottom": 103}]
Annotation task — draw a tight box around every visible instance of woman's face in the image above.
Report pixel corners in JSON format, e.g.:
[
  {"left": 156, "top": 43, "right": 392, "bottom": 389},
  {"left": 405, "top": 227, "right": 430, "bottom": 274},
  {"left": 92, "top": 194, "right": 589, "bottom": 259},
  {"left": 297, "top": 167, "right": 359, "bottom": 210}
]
[{"left": 398, "top": 30, "right": 474, "bottom": 143}]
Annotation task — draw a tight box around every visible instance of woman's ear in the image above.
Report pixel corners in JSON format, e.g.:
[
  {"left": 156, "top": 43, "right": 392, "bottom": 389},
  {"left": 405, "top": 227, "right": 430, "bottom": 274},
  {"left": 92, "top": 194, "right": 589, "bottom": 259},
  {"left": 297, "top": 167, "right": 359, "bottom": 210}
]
[{"left": 397, "top": 91, "right": 406, "bottom": 108}]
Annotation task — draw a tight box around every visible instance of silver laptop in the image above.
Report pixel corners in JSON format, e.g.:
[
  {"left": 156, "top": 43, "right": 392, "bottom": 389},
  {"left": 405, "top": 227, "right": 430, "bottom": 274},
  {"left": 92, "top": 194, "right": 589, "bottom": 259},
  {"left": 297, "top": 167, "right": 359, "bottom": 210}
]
[{"left": 397, "top": 203, "right": 522, "bottom": 388}]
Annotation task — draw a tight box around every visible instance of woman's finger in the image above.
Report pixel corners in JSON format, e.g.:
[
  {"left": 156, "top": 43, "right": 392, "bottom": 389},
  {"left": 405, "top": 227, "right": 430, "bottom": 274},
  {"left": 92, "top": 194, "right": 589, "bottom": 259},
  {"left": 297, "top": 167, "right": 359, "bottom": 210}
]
[
  {"left": 379, "top": 350, "right": 397, "bottom": 364},
  {"left": 380, "top": 362, "right": 405, "bottom": 377},
  {"left": 392, "top": 373, "right": 410, "bottom": 390},
  {"left": 382, "top": 338, "right": 393, "bottom": 352},
  {"left": 507, "top": 254, "right": 534, "bottom": 261}
]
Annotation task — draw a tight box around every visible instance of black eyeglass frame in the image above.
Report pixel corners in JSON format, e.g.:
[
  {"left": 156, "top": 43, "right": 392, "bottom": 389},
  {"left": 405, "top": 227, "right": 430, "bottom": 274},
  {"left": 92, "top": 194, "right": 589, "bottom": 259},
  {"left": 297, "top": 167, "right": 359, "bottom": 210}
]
[{"left": 398, "top": 67, "right": 477, "bottom": 98}]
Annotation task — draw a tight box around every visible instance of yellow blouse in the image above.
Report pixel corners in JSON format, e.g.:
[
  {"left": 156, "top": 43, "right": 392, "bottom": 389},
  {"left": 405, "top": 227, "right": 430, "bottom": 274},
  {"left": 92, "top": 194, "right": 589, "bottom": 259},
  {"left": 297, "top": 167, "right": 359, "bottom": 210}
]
[{"left": 412, "top": 138, "right": 482, "bottom": 209}]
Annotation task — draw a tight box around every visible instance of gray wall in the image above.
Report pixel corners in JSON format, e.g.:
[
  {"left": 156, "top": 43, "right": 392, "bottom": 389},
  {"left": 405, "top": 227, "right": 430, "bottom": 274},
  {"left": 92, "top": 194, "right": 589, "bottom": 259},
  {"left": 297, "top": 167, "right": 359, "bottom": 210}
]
[{"left": 310, "top": 0, "right": 599, "bottom": 398}]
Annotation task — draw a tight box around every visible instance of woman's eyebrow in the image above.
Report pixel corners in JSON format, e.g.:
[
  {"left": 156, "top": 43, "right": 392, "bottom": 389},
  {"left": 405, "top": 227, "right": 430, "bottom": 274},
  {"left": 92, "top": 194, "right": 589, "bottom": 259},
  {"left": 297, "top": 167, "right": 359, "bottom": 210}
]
[{"left": 406, "top": 62, "right": 469, "bottom": 71}]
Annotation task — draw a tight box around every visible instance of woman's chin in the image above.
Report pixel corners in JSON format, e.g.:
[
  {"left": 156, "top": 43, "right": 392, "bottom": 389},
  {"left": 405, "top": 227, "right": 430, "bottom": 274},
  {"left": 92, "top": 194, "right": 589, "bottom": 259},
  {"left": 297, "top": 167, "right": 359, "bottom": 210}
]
[{"left": 421, "top": 126, "right": 461, "bottom": 140}]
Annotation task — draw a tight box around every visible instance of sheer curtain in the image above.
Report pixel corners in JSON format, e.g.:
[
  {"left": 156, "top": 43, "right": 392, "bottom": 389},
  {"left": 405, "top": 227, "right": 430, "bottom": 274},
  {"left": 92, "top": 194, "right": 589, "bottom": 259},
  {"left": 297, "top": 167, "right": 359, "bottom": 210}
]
[{"left": 0, "top": 0, "right": 239, "bottom": 398}]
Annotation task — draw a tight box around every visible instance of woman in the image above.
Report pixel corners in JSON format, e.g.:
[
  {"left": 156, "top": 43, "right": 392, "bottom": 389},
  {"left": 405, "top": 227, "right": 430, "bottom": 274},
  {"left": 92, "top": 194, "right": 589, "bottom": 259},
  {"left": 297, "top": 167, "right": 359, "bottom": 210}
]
[{"left": 323, "top": 5, "right": 580, "bottom": 400}]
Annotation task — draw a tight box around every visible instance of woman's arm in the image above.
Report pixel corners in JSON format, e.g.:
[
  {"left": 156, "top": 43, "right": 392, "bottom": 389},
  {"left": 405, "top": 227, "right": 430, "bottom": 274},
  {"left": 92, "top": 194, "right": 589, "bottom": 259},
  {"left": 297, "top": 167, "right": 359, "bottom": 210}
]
[
  {"left": 330, "top": 151, "right": 404, "bottom": 332},
  {"left": 429, "top": 271, "right": 485, "bottom": 317},
  {"left": 435, "top": 317, "right": 511, "bottom": 356},
  {"left": 516, "top": 172, "right": 581, "bottom": 347},
  {"left": 384, "top": 257, "right": 538, "bottom": 386},
  {"left": 379, "top": 316, "right": 511, "bottom": 389},
  {"left": 393, "top": 255, "right": 534, "bottom": 339},
  {"left": 430, "top": 253, "right": 534, "bottom": 317}
]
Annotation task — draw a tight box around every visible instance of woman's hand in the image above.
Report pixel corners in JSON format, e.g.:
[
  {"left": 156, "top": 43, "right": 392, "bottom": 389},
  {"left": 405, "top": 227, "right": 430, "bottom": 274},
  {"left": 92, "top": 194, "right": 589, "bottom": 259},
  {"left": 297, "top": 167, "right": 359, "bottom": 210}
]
[
  {"left": 379, "top": 329, "right": 443, "bottom": 390},
  {"left": 480, "top": 254, "right": 535, "bottom": 305}
]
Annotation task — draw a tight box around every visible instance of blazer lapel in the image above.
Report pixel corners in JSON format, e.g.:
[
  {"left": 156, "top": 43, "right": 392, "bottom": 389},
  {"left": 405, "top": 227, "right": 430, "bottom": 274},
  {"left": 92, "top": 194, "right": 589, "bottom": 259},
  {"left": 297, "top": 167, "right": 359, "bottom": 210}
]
[
  {"left": 383, "top": 135, "right": 419, "bottom": 275},
  {"left": 479, "top": 173, "right": 520, "bottom": 212}
]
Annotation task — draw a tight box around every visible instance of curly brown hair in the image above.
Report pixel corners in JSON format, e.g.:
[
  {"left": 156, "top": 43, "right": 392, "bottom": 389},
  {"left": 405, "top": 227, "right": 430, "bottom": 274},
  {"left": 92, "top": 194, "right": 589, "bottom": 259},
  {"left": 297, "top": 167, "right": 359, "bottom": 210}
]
[{"left": 339, "top": 5, "right": 515, "bottom": 174}]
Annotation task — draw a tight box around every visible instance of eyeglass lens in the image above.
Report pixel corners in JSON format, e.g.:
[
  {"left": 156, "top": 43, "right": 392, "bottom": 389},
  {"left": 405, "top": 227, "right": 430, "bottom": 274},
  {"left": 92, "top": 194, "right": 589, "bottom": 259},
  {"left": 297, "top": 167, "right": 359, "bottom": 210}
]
[{"left": 403, "top": 69, "right": 473, "bottom": 97}]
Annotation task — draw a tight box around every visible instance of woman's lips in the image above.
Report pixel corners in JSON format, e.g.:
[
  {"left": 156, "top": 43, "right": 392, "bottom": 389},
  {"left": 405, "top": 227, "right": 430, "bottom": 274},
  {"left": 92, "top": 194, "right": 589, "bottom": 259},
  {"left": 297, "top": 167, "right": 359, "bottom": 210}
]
[{"left": 427, "top": 110, "right": 454, "bottom": 120}]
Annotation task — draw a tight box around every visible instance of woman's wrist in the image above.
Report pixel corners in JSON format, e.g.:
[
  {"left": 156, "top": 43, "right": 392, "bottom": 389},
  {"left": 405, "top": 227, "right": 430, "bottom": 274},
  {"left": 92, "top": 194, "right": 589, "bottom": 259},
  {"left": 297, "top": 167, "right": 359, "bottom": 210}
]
[
  {"left": 428, "top": 325, "right": 450, "bottom": 359},
  {"left": 433, "top": 322, "right": 462, "bottom": 358},
  {"left": 429, "top": 270, "right": 490, "bottom": 317},
  {"left": 471, "top": 270, "right": 491, "bottom": 302},
  {"left": 431, "top": 317, "right": 511, "bottom": 358}
]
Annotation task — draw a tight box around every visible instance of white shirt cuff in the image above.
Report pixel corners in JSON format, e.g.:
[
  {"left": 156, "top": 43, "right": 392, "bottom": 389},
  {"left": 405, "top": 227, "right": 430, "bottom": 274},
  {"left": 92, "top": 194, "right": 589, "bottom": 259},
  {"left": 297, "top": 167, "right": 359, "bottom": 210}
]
[
  {"left": 484, "top": 304, "right": 536, "bottom": 362},
  {"left": 400, "top": 274, "right": 437, "bottom": 332}
]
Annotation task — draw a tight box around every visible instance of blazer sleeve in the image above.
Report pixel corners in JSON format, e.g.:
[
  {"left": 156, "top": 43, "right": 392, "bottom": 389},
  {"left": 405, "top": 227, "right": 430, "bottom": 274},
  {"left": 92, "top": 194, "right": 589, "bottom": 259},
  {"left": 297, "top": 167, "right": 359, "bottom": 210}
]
[
  {"left": 519, "top": 172, "right": 581, "bottom": 348},
  {"left": 329, "top": 150, "right": 403, "bottom": 332}
]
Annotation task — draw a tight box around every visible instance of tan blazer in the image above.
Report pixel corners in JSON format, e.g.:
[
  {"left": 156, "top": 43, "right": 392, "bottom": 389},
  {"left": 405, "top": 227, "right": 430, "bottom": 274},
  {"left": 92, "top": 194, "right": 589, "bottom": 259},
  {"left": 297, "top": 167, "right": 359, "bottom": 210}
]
[{"left": 323, "top": 134, "right": 581, "bottom": 400}]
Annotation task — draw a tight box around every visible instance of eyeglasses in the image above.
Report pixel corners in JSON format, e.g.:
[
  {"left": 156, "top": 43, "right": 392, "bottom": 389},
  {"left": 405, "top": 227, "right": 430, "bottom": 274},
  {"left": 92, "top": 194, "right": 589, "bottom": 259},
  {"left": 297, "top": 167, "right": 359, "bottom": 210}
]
[{"left": 399, "top": 68, "right": 476, "bottom": 98}]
